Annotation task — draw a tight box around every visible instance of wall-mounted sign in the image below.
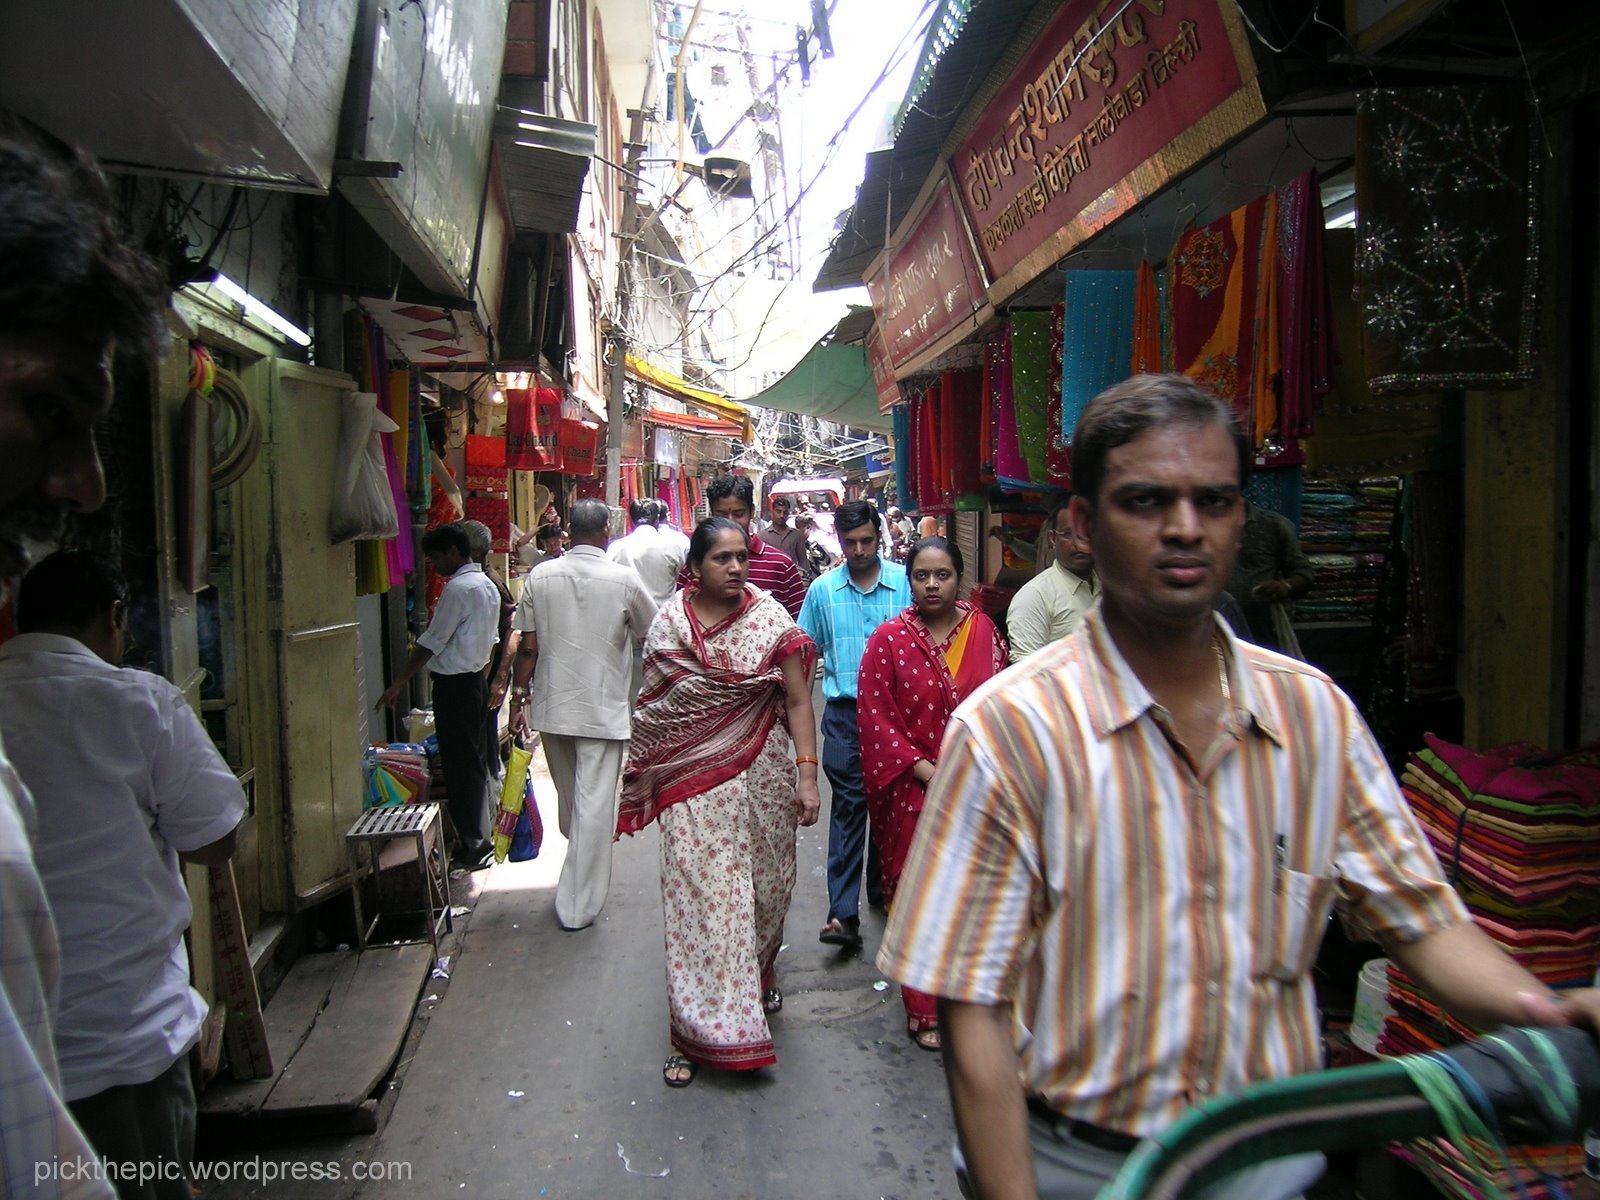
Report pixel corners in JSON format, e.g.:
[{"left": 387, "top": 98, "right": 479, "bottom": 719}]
[
  {"left": 954, "top": 0, "right": 1264, "bottom": 303},
  {"left": 867, "top": 322, "right": 902, "bottom": 413},
  {"left": 866, "top": 175, "right": 989, "bottom": 372}
]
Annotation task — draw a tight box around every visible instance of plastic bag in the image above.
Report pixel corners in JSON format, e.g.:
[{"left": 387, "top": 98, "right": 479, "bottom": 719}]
[
  {"left": 508, "top": 778, "right": 543, "bottom": 862},
  {"left": 330, "top": 391, "right": 400, "bottom": 544},
  {"left": 492, "top": 744, "right": 534, "bottom": 862}
]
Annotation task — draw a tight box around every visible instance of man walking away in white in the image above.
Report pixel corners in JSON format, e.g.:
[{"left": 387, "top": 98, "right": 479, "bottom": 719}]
[
  {"left": 0, "top": 551, "right": 245, "bottom": 1199},
  {"left": 377, "top": 523, "right": 501, "bottom": 870},
  {"left": 510, "top": 499, "right": 659, "bottom": 929},
  {"left": 608, "top": 498, "right": 685, "bottom": 702}
]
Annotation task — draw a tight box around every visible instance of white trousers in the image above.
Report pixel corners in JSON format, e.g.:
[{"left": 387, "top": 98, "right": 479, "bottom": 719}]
[{"left": 540, "top": 733, "right": 626, "bottom": 930}]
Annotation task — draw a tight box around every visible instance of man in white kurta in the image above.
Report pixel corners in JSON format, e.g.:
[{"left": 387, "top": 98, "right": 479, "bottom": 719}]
[
  {"left": 608, "top": 498, "right": 685, "bottom": 701},
  {"left": 510, "top": 499, "right": 658, "bottom": 929}
]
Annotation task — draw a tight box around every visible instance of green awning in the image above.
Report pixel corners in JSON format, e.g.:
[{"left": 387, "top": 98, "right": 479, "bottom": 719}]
[{"left": 740, "top": 342, "right": 890, "bottom": 433}]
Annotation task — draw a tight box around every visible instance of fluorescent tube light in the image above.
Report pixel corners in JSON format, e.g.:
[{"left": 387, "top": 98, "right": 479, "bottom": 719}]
[{"left": 208, "top": 273, "right": 312, "bottom": 346}]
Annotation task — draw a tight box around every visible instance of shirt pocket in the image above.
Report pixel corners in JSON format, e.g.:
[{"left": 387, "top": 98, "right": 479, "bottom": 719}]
[{"left": 1260, "top": 869, "right": 1337, "bottom": 983}]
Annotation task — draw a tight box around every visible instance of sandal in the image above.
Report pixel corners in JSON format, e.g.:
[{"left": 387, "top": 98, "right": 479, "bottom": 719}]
[
  {"left": 910, "top": 1026, "right": 942, "bottom": 1052},
  {"left": 818, "top": 916, "right": 863, "bottom": 949},
  {"left": 762, "top": 987, "right": 783, "bottom": 1014},
  {"left": 663, "top": 1054, "right": 697, "bottom": 1088}
]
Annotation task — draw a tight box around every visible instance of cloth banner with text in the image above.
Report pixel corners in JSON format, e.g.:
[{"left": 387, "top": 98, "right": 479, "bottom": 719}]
[{"left": 506, "top": 387, "right": 564, "bottom": 470}]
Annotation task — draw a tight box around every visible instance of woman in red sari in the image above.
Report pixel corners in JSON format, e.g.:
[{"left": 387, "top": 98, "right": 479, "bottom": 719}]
[
  {"left": 857, "top": 536, "right": 1008, "bottom": 1051},
  {"left": 619, "top": 518, "right": 820, "bottom": 1088}
]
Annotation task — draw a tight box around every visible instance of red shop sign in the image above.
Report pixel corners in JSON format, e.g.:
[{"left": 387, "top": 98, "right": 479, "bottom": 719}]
[
  {"left": 954, "top": 0, "right": 1264, "bottom": 300},
  {"left": 867, "top": 322, "right": 901, "bottom": 412},
  {"left": 506, "top": 387, "right": 563, "bottom": 471},
  {"left": 866, "top": 175, "right": 989, "bottom": 371},
  {"left": 559, "top": 419, "right": 598, "bottom": 476}
]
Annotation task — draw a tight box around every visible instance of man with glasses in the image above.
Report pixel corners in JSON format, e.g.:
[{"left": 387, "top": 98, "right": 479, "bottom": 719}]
[
  {"left": 1004, "top": 497, "right": 1099, "bottom": 662},
  {"left": 760, "top": 493, "right": 813, "bottom": 581}
]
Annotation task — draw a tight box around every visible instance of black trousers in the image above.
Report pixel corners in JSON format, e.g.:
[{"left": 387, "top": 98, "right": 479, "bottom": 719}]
[
  {"left": 431, "top": 670, "right": 492, "bottom": 854},
  {"left": 68, "top": 1055, "right": 195, "bottom": 1200}
]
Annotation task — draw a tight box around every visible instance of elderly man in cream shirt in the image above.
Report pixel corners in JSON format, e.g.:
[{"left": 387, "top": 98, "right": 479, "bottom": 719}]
[
  {"left": 509, "top": 499, "right": 658, "bottom": 930},
  {"left": 1005, "top": 497, "right": 1099, "bottom": 662}
]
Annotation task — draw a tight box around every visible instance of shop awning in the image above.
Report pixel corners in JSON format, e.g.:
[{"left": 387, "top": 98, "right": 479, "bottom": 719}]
[
  {"left": 626, "top": 354, "right": 752, "bottom": 441},
  {"left": 639, "top": 408, "right": 745, "bottom": 438},
  {"left": 495, "top": 109, "right": 595, "bottom": 234},
  {"left": 739, "top": 340, "right": 891, "bottom": 433}
]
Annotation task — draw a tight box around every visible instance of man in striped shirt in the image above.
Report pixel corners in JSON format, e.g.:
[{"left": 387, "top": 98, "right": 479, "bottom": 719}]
[
  {"left": 675, "top": 475, "right": 807, "bottom": 617},
  {"left": 879, "top": 374, "right": 1597, "bottom": 1200}
]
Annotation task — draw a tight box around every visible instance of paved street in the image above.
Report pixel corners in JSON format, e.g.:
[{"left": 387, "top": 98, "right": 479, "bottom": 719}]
[{"left": 198, "top": 729, "right": 959, "bottom": 1199}]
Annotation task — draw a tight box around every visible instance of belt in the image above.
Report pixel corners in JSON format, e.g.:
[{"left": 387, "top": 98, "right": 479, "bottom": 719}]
[{"left": 1025, "top": 1097, "right": 1140, "bottom": 1154}]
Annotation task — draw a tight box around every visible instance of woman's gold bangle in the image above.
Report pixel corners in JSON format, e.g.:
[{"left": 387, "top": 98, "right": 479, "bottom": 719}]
[{"left": 795, "top": 756, "right": 819, "bottom": 766}]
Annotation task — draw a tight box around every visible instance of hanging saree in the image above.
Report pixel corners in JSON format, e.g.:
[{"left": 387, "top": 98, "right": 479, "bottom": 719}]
[
  {"left": 1167, "top": 193, "right": 1279, "bottom": 442},
  {"left": 1010, "top": 311, "right": 1052, "bottom": 484},
  {"left": 620, "top": 588, "right": 815, "bottom": 1071},
  {"left": 1276, "top": 169, "right": 1338, "bottom": 439},
  {"left": 1058, "top": 274, "right": 1135, "bottom": 474},
  {"left": 989, "top": 323, "right": 1031, "bottom": 488},
  {"left": 857, "top": 602, "right": 1008, "bottom": 1032},
  {"left": 944, "top": 369, "right": 986, "bottom": 509},
  {"left": 1132, "top": 260, "right": 1163, "bottom": 375}
]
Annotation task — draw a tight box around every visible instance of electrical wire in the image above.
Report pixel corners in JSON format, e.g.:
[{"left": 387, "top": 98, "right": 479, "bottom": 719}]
[{"left": 209, "top": 367, "right": 263, "bottom": 488}]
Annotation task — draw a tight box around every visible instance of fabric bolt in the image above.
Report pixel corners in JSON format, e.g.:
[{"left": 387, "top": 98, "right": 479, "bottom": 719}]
[
  {"left": 1132, "top": 260, "right": 1163, "bottom": 375},
  {"left": 1355, "top": 87, "right": 1539, "bottom": 392},
  {"left": 893, "top": 405, "right": 914, "bottom": 509},
  {"left": 1011, "top": 312, "right": 1052, "bottom": 483},
  {"left": 1276, "top": 169, "right": 1339, "bottom": 437},
  {"left": 515, "top": 545, "right": 659, "bottom": 740},
  {"left": 624, "top": 589, "right": 809, "bottom": 1070},
  {"left": 991, "top": 325, "right": 1032, "bottom": 488},
  {"left": 857, "top": 603, "right": 1007, "bottom": 1031},
  {"left": 618, "top": 589, "right": 812, "bottom": 836},
  {"left": 1046, "top": 303, "right": 1070, "bottom": 486},
  {"left": 674, "top": 534, "right": 807, "bottom": 618},
  {"left": 878, "top": 607, "right": 1468, "bottom": 1138},
  {"left": 1005, "top": 563, "right": 1100, "bottom": 663},
  {"left": 1168, "top": 194, "right": 1279, "bottom": 439},
  {"left": 945, "top": 370, "right": 987, "bottom": 508},
  {"left": 541, "top": 733, "right": 627, "bottom": 929},
  {"left": 1059, "top": 273, "right": 1136, "bottom": 463},
  {"left": 914, "top": 389, "right": 942, "bottom": 513},
  {"left": 0, "top": 744, "right": 116, "bottom": 1200},
  {"left": 416, "top": 562, "right": 499, "bottom": 676},
  {"left": 0, "top": 636, "right": 246, "bottom": 1102},
  {"left": 1243, "top": 467, "right": 1304, "bottom": 530}
]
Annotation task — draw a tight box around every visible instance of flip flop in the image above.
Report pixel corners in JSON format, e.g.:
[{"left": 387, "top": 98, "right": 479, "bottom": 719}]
[
  {"left": 663, "top": 1054, "right": 697, "bottom": 1088},
  {"left": 762, "top": 987, "right": 783, "bottom": 1014},
  {"left": 910, "top": 1026, "right": 942, "bottom": 1052},
  {"left": 818, "top": 917, "right": 862, "bottom": 948}
]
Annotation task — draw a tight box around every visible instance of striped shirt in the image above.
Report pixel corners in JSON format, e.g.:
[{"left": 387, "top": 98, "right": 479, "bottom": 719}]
[
  {"left": 676, "top": 534, "right": 807, "bottom": 618},
  {"left": 797, "top": 558, "right": 911, "bottom": 702},
  {"left": 878, "top": 606, "right": 1466, "bottom": 1136}
]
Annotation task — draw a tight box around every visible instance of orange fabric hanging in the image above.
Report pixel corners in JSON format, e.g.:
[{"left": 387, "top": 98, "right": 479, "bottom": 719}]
[{"left": 1132, "top": 260, "right": 1162, "bottom": 374}]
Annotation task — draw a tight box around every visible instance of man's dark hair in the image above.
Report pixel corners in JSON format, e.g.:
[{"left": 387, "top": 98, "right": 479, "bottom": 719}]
[
  {"left": 906, "top": 535, "right": 963, "bottom": 579},
  {"left": 536, "top": 523, "right": 562, "bottom": 542},
  {"left": 651, "top": 500, "right": 670, "bottom": 524},
  {"left": 16, "top": 548, "right": 127, "bottom": 633},
  {"left": 705, "top": 474, "right": 755, "bottom": 509},
  {"left": 1044, "top": 495, "right": 1073, "bottom": 536},
  {"left": 568, "top": 498, "right": 610, "bottom": 538},
  {"left": 1071, "top": 374, "right": 1249, "bottom": 506},
  {"left": 687, "top": 516, "right": 747, "bottom": 572},
  {"left": 834, "top": 499, "right": 878, "bottom": 537},
  {"left": 628, "top": 498, "right": 655, "bottom": 525},
  {"left": 421, "top": 523, "right": 471, "bottom": 559},
  {"left": 0, "top": 119, "right": 166, "bottom": 358}
]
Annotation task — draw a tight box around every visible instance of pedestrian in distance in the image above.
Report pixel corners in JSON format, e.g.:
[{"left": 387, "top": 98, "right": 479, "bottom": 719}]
[
  {"left": 0, "top": 551, "right": 246, "bottom": 1200},
  {"left": 879, "top": 372, "right": 1600, "bottom": 1200},
  {"left": 1004, "top": 496, "right": 1099, "bottom": 663},
  {"left": 676, "top": 475, "right": 807, "bottom": 617},
  {"left": 459, "top": 518, "right": 516, "bottom": 775},
  {"left": 509, "top": 499, "right": 658, "bottom": 930},
  {"left": 856, "top": 536, "right": 1006, "bottom": 1053},
  {"left": 377, "top": 522, "right": 501, "bottom": 871},
  {"left": 796, "top": 499, "right": 911, "bottom": 952},
  {"left": 0, "top": 114, "right": 167, "bottom": 1200},
  {"left": 619, "top": 517, "right": 820, "bottom": 1088},
  {"left": 606, "top": 498, "right": 687, "bottom": 703}
]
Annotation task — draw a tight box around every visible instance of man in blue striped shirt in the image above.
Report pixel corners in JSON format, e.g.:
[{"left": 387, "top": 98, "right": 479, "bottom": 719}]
[{"left": 798, "top": 501, "right": 911, "bottom": 949}]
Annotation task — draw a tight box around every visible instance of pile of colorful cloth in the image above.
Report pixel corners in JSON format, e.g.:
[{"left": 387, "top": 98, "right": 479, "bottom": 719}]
[
  {"left": 1295, "top": 477, "right": 1398, "bottom": 625},
  {"left": 1381, "top": 735, "right": 1600, "bottom": 1196}
]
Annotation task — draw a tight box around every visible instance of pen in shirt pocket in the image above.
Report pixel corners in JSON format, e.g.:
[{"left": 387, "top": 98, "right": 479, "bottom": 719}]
[{"left": 1273, "top": 834, "right": 1287, "bottom": 894}]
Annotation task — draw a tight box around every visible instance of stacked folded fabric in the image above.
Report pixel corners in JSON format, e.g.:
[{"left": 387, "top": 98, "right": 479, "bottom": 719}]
[
  {"left": 1296, "top": 478, "right": 1398, "bottom": 624},
  {"left": 1380, "top": 735, "right": 1600, "bottom": 1195}
]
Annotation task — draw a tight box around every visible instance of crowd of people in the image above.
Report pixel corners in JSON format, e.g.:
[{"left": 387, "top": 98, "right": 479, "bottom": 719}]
[{"left": 9, "top": 117, "right": 1600, "bottom": 1200}]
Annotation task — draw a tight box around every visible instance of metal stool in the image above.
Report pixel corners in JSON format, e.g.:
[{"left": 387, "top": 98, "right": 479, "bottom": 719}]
[{"left": 345, "top": 803, "right": 452, "bottom": 950}]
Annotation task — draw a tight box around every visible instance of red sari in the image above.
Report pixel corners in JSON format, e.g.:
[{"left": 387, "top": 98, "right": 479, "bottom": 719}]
[{"left": 857, "top": 602, "right": 1008, "bottom": 1030}]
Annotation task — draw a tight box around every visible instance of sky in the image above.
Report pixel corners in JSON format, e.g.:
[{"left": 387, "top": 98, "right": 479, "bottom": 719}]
[{"left": 669, "top": 0, "right": 937, "bottom": 392}]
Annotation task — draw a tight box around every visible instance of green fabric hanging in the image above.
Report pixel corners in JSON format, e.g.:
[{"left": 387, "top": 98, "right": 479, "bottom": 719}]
[{"left": 1010, "top": 311, "right": 1052, "bottom": 484}]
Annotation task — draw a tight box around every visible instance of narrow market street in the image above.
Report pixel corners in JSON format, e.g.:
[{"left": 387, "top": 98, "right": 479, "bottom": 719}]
[{"left": 197, "top": 716, "right": 957, "bottom": 1200}]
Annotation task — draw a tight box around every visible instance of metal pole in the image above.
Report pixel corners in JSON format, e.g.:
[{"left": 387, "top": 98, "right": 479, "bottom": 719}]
[{"left": 605, "top": 333, "right": 624, "bottom": 507}]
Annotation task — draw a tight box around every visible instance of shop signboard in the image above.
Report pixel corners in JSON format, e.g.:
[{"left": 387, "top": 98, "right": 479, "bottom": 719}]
[
  {"left": 867, "top": 322, "right": 902, "bottom": 412},
  {"left": 866, "top": 175, "right": 989, "bottom": 372},
  {"left": 954, "top": 0, "right": 1265, "bottom": 303}
]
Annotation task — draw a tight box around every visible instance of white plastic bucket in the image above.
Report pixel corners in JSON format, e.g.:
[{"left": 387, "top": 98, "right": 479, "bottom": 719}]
[{"left": 1350, "top": 957, "right": 1392, "bottom": 1055}]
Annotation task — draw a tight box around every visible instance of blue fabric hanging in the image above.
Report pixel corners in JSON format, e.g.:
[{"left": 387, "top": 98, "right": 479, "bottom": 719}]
[{"left": 1060, "top": 271, "right": 1136, "bottom": 447}]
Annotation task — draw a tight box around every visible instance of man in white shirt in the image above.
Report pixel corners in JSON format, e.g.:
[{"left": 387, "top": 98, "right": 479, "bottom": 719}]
[
  {"left": 378, "top": 523, "right": 501, "bottom": 869},
  {"left": 0, "top": 121, "right": 167, "bottom": 1200},
  {"left": 509, "top": 500, "right": 658, "bottom": 930},
  {"left": 1005, "top": 497, "right": 1100, "bottom": 662},
  {"left": 654, "top": 501, "right": 692, "bottom": 557},
  {"left": 607, "top": 499, "right": 685, "bottom": 702},
  {"left": 0, "top": 552, "right": 245, "bottom": 1199}
]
